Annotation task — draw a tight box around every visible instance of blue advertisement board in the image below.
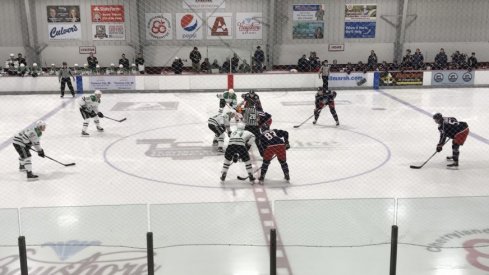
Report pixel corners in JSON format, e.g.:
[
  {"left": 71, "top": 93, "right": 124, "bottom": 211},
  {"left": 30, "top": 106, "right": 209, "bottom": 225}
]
[{"left": 344, "top": 22, "right": 376, "bottom": 38}]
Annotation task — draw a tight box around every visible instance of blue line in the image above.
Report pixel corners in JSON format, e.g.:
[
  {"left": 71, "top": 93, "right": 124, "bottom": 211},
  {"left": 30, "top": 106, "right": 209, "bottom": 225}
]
[
  {"left": 377, "top": 89, "right": 489, "bottom": 145},
  {"left": 0, "top": 98, "right": 76, "bottom": 152}
]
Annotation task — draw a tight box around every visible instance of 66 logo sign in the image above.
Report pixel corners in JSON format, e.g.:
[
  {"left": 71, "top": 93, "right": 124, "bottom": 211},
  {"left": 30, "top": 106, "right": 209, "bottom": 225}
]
[{"left": 146, "top": 13, "right": 172, "bottom": 40}]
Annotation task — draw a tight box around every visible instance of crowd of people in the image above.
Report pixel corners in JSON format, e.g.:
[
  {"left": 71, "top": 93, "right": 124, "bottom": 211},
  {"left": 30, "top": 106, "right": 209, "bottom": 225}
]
[{"left": 2, "top": 47, "right": 481, "bottom": 77}]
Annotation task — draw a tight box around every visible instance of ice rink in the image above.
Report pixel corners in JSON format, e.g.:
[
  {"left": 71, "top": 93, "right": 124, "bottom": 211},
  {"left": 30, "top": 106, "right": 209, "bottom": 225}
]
[{"left": 1, "top": 88, "right": 489, "bottom": 274}]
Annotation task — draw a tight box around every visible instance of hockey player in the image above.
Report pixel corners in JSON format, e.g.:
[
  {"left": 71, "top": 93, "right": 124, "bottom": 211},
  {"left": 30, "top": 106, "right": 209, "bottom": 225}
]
[
  {"left": 258, "top": 111, "right": 272, "bottom": 128},
  {"left": 258, "top": 124, "right": 290, "bottom": 185},
  {"left": 79, "top": 90, "right": 104, "bottom": 136},
  {"left": 314, "top": 87, "right": 339, "bottom": 126},
  {"left": 220, "top": 122, "right": 256, "bottom": 183},
  {"left": 217, "top": 89, "right": 238, "bottom": 109},
  {"left": 12, "top": 120, "right": 46, "bottom": 180},
  {"left": 433, "top": 113, "right": 470, "bottom": 168},
  {"left": 208, "top": 109, "right": 231, "bottom": 152},
  {"left": 238, "top": 90, "right": 263, "bottom": 111}
]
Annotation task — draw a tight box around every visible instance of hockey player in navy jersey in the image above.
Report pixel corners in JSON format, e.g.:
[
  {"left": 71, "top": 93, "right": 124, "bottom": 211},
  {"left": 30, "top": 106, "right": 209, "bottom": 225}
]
[
  {"left": 258, "top": 124, "right": 290, "bottom": 184},
  {"left": 314, "top": 87, "right": 339, "bottom": 126},
  {"left": 433, "top": 113, "right": 469, "bottom": 168}
]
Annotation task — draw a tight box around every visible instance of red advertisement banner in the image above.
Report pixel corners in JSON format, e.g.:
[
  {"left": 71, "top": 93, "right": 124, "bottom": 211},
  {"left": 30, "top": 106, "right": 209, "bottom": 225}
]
[{"left": 91, "top": 5, "right": 124, "bottom": 22}]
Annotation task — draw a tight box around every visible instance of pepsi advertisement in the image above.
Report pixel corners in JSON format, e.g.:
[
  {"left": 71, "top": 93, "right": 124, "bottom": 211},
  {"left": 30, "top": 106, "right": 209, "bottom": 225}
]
[{"left": 176, "top": 13, "right": 203, "bottom": 40}]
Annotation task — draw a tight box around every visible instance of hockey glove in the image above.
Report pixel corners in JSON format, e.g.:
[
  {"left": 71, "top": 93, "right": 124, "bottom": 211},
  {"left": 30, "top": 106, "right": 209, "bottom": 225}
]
[
  {"left": 285, "top": 142, "right": 291, "bottom": 150},
  {"left": 227, "top": 131, "right": 232, "bottom": 137},
  {"left": 97, "top": 112, "right": 104, "bottom": 118},
  {"left": 436, "top": 144, "right": 443, "bottom": 152},
  {"left": 38, "top": 150, "right": 45, "bottom": 158},
  {"left": 90, "top": 111, "right": 97, "bottom": 118},
  {"left": 246, "top": 143, "right": 251, "bottom": 151}
]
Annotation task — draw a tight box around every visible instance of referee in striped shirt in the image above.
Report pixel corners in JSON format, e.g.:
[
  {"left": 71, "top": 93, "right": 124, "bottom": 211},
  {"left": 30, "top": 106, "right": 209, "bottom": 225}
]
[
  {"left": 59, "top": 61, "right": 75, "bottom": 98},
  {"left": 319, "top": 60, "right": 330, "bottom": 90}
]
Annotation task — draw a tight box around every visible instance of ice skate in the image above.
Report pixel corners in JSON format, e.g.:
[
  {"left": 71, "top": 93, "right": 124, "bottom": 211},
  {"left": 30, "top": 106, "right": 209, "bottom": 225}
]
[
  {"left": 313, "top": 120, "right": 317, "bottom": 125},
  {"left": 284, "top": 174, "right": 290, "bottom": 182},
  {"left": 220, "top": 172, "right": 227, "bottom": 183},
  {"left": 248, "top": 173, "right": 255, "bottom": 184},
  {"left": 336, "top": 120, "right": 340, "bottom": 126},
  {"left": 81, "top": 131, "right": 89, "bottom": 137},
  {"left": 258, "top": 176, "right": 264, "bottom": 185},
  {"left": 27, "top": 171, "right": 38, "bottom": 181},
  {"left": 447, "top": 161, "right": 459, "bottom": 168},
  {"left": 96, "top": 126, "right": 104, "bottom": 132}
]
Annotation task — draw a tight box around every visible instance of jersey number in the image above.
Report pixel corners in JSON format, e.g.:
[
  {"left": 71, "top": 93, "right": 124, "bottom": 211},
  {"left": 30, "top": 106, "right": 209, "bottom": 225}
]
[{"left": 264, "top": 131, "right": 277, "bottom": 140}]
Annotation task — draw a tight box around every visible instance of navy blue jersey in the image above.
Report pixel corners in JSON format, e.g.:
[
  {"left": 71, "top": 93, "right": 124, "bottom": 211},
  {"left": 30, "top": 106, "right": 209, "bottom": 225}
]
[
  {"left": 258, "top": 111, "right": 272, "bottom": 127},
  {"left": 438, "top": 117, "right": 468, "bottom": 143},
  {"left": 242, "top": 92, "right": 263, "bottom": 111},
  {"left": 259, "top": 129, "right": 289, "bottom": 150},
  {"left": 315, "top": 91, "right": 336, "bottom": 108}
]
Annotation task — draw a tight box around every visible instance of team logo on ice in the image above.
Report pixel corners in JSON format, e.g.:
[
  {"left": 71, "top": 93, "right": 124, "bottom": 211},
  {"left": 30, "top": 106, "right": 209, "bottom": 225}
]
[{"left": 137, "top": 139, "right": 218, "bottom": 160}]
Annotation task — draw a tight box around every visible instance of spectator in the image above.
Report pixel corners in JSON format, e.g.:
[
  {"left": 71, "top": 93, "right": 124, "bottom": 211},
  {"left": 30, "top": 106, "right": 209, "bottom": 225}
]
[
  {"left": 254, "top": 46, "right": 265, "bottom": 73},
  {"left": 239, "top": 59, "right": 251, "bottom": 73},
  {"left": 17, "top": 64, "right": 29, "bottom": 77},
  {"left": 171, "top": 57, "right": 184, "bottom": 74},
  {"left": 345, "top": 62, "right": 354, "bottom": 74},
  {"left": 189, "top": 47, "right": 202, "bottom": 73},
  {"left": 117, "top": 64, "right": 126, "bottom": 75},
  {"left": 391, "top": 60, "right": 400, "bottom": 71},
  {"left": 30, "top": 63, "right": 41, "bottom": 77},
  {"left": 16, "top": 53, "right": 26, "bottom": 66},
  {"left": 367, "top": 50, "right": 377, "bottom": 71},
  {"left": 297, "top": 54, "right": 310, "bottom": 72},
  {"left": 330, "top": 59, "right": 339, "bottom": 72},
  {"left": 200, "top": 58, "right": 210, "bottom": 73},
  {"left": 119, "top": 53, "right": 130, "bottom": 69},
  {"left": 48, "top": 64, "right": 57, "bottom": 76},
  {"left": 468, "top": 52, "right": 478, "bottom": 70},
  {"left": 6, "top": 53, "right": 18, "bottom": 75},
  {"left": 412, "top": 48, "right": 424, "bottom": 70},
  {"left": 221, "top": 58, "right": 231, "bottom": 73},
  {"left": 434, "top": 48, "right": 448, "bottom": 70},
  {"left": 131, "top": 64, "right": 138, "bottom": 75},
  {"left": 211, "top": 59, "right": 220, "bottom": 73},
  {"left": 106, "top": 63, "right": 116, "bottom": 75},
  {"left": 401, "top": 49, "right": 413, "bottom": 70},
  {"left": 309, "top": 52, "right": 320, "bottom": 72},
  {"left": 231, "top": 53, "right": 240, "bottom": 73},
  {"left": 87, "top": 52, "right": 98, "bottom": 71},
  {"left": 379, "top": 61, "right": 389, "bottom": 72},
  {"left": 135, "top": 53, "right": 145, "bottom": 74},
  {"left": 356, "top": 61, "right": 366, "bottom": 73}
]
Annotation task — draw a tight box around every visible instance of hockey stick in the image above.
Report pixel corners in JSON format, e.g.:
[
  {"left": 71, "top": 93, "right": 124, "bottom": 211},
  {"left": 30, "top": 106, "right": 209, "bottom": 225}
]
[
  {"left": 29, "top": 148, "right": 76, "bottom": 167},
  {"left": 410, "top": 140, "right": 450, "bottom": 169},
  {"left": 104, "top": 116, "right": 127, "bottom": 123},
  {"left": 293, "top": 114, "right": 315, "bottom": 128},
  {"left": 237, "top": 155, "right": 277, "bottom": 180}
]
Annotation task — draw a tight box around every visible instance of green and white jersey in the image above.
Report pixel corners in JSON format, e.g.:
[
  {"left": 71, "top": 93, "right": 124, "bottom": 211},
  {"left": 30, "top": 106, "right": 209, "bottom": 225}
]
[
  {"left": 217, "top": 92, "right": 237, "bottom": 108},
  {"left": 208, "top": 112, "right": 230, "bottom": 129},
  {"left": 78, "top": 95, "right": 101, "bottom": 113},
  {"left": 13, "top": 126, "right": 42, "bottom": 150},
  {"left": 228, "top": 129, "right": 255, "bottom": 147}
]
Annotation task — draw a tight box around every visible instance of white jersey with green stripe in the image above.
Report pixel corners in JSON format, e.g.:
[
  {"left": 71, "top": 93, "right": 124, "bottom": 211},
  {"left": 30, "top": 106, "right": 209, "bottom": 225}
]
[
  {"left": 13, "top": 126, "right": 42, "bottom": 150},
  {"left": 78, "top": 95, "right": 100, "bottom": 113},
  {"left": 208, "top": 112, "right": 230, "bottom": 128},
  {"left": 217, "top": 92, "right": 237, "bottom": 108},
  {"left": 228, "top": 129, "right": 255, "bottom": 147}
]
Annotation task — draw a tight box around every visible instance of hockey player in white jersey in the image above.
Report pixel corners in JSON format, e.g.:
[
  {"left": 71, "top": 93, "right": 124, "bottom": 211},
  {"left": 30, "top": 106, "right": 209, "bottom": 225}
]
[
  {"left": 12, "top": 120, "right": 47, "bottom": 180},
  {"left": 79, "top": 90, "right": 104, "bottom": 136},
  {"left": 208, "top": 109, "right": 231, "bottom": 152},
  {"left": 220, "top": 122, "right": 256, "bottom": 183}
]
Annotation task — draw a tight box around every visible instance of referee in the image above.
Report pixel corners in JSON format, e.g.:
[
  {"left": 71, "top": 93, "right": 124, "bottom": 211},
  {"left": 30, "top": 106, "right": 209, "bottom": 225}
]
[{"left": 58, "top": 61, "right": 75, "bottom": 98}]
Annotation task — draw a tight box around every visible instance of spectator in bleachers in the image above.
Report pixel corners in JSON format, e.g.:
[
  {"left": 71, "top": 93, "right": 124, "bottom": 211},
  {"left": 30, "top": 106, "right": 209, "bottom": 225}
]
[
  {"left": 239, "top": 59, "right": 251, "bottom": 73},
  {"left": 172, "top": 57, "right": 184, "bottom": 74},
  {"left": 412, "top": 48, "right": 424, "bottom": 70},
  {"left": 309, "top": 52, "right": 321, "bottom": 71},
  {"left": 367, "top": 50, "right": 377, "bottom": 71},
  {"left": 434, "top": 48, "right": 448, "bottom": 70},
  {"left": 17, "top": 64, "right": 29, "bottom": 77},
  {"left": 254, "top": 46, "right": 265, "bottom": 73},
  {"left": 82, "top": 64, "right": 90, "bottom": 75},
  {"left": 200, "top": 58, "right": 210, "bottom": 73},
  {"left": 16, "top": 53, "right": 26, "bottom": 66},
  {"left": 331, "top": 59, "right": 339, "bottom": 72},
  {"left": 356, "top": 61, "right": 366, "bottom": 73},
  {"left": 297, "top": 54, "right": 310, "bottom": 72},
  {"left": 48, "top": 64, "right": 57, "bottom": 76},
  {"left": 72, "top": 64, "right": 81, "bottom": 75},
  {"left": 119, "top": 54, "right": 130, "bottom": 69},
  {"left": 231, "top": 53, "right": 240, "bottom": 73},
  {"left": 221, "top": 57, "right": 231, "bottom": 73},
  {"left": 468, "top": 52, "right": 478, "bottom": 70},
  {"left": 31, "top": 63, "right": 41, "bottom": 77},
  {"left": 401, "top": 49, "right": 413, "bottom": 70},
  {"left": 135, "top": 53, "right": 145, "bottom": 74},
  {"left": 131, "top": 64, "right": 138, "bottom": 74},
  {"left": 345, "top": 62, "right": 354, "bottom": 74},
  {"left": 379, "top": 61, "right": 389, "bottom": 72},
  {"left": 106, "top": 63, "right": 116, "bottom": 75},
  {"left": 87, "top": 52, "right": 98, "bottom": 71},
  {"left": 211, "top": 59, "right": 221, "bottom": 73},
  {"left": 189, "top": 47, "right": 202, "bottom": 73}
]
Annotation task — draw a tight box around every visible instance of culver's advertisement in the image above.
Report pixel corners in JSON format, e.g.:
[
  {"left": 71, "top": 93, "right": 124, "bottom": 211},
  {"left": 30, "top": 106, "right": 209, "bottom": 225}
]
[
  {"left": 48, "top": 23, "right": 81, "bottom": 40},
  {"left": 431, "top": 70, "right": 474, "bottom": 85},
  {"left": 89, "top": 75, "right": 135, "bottom": 90}
]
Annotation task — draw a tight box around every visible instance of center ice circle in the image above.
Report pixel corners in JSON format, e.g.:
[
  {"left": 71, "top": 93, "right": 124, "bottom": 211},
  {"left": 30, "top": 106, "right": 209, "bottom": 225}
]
[{"left": 104, "top": 123, "right": 390, "bottom": 189}]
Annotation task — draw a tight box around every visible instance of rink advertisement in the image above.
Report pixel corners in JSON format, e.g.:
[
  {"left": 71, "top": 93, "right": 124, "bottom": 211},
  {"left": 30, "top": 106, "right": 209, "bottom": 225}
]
[
  {"left": 379, "top": 71, "right": 423, "bottom": 86},
  {"left": 48, "top": 23, "right": 81, "bottom": 40},
  {"left": 329, "top": 72, "right": 367, "bottom": 87},
  {"left": 292, "top": 4, "right": 325, "bottom": 21},
  {"left": 431, "top": 70, "right": 474, "bottom": 85},
  {"left": 91, "top": 5, "right": 124, "bottom": 22},
  {"left": 182, "top": 0, "right": 225, "bottom": 10},
  {"left": 176, "top": 13, "right": 204, "bottom": 40},
  {"left": 206, "top": 13, "right": 232, "bottom": 39},
  {"left": 235, "top": 13, "right": 263, "bottom": 39},
  {"left": 89, "top": 75, "right": 135, "bottom": 90},
  {"left": 47, "top": 5, "right": 80, "bottom": 23},
  {"left": 344, "top": 4, "right": 376, "bottom": 39},
  {"left": 92, "top": 23, "right": 125, "bottom": 40},
  {"left": 145, "top": 13, "right": 173, "bottom": 40}
]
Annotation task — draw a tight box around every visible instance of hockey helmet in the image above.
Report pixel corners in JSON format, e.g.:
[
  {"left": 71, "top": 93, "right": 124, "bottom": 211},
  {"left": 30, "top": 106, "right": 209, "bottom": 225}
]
[
  {"left": 433, "top": 113, "right": 443, "bottom": 123},
  {"left": 36, "top": 120, "right": 47, "bottom": 130},
  {"left": 94, "top": 90, "right": 102, "bottom": 98},
  {"left": 228, "top": 89, "right": 235, "bottom": 93}
]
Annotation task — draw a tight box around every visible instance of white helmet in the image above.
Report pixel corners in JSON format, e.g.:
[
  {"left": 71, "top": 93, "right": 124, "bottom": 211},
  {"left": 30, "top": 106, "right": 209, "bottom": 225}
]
[
  {"left": 20, "top": 64, "right": 25, "bottom": 67},
  {"left": 51, "top": 63, "right": 55, "bottom": 66},
  {"left": 119, "top": 64, "right": 123, "bottom": 68},
  {"left": 10, "top": 53, "right": 14, "bottom": 57},
  {"left": 228, "top": 89, "right": 235, "bottom": 93},
  {"left": 83, "top": 63, "right": 88, "bottom": 67},
  {"left": 96, "top": 64, "right": 100, "bottom": 68},
  {"left": 36, "top": 120, "right": 46, "bottom": 129},
  {"left": 94, "top": 90, "right": 102, "bottom": 96},
  {"left": 74, "top": 63, "right": 79, "bottom": 67},
  {"left": 33, "top": 63, "right": 37, "bottom": 66},
  {"left": 110, "top": 63, "right": 115, "bottom": 66}
]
